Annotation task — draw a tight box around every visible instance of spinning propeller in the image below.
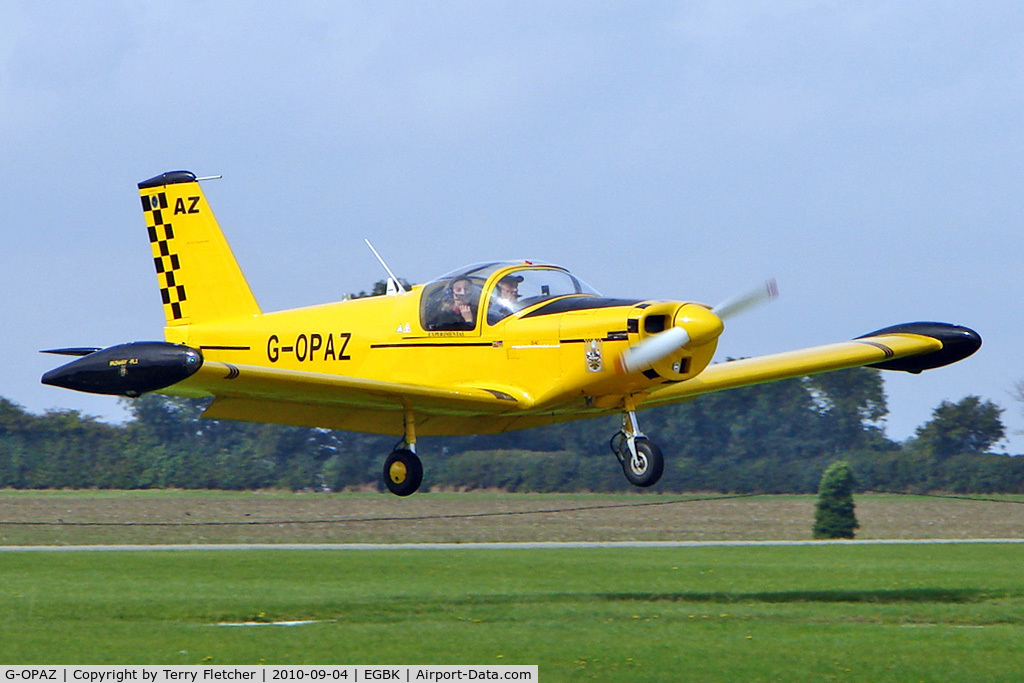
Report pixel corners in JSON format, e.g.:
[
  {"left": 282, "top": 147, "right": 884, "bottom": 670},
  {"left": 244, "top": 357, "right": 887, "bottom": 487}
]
[
  {"left": 619, "top": 279, "right": 778, "bottom": 374},
  {"left": 711, "top": 278, "right": 779, "bottom": 321}
]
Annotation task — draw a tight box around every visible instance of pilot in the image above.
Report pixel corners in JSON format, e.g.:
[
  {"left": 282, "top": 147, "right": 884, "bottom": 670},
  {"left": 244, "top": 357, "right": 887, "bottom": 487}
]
[
  {"left": 488, "top": 274, "right": 523, "bottom": 324},
  {"left": 433, "top": 277, "right": 476, "bottom": 329}
]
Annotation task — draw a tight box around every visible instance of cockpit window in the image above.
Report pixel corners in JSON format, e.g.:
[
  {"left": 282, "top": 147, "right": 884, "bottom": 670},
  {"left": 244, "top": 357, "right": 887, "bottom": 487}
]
[
  {"left": 420, "top": 275, "right": 483, "bottom": 331},
  {"left": 419, "top": 262, "right": 599, "bottom": 331},
  {"left": 418, "top": 264, "right": 501, "bottom": 331}
]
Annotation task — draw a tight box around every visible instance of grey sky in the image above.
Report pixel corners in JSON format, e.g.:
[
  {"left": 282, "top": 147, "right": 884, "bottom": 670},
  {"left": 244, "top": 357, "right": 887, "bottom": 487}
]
[{"left": 3, "top": 2, "right": 1022, "bottom": 451}]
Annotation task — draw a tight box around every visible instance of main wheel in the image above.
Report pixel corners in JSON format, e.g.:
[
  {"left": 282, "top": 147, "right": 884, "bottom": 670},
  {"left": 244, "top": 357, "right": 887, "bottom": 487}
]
[
  {"left": 621, "top": 438, "right": 664, "bottom": 488},
  {"left": 383, "top": 449, "right": 423, "bottom": 496}
]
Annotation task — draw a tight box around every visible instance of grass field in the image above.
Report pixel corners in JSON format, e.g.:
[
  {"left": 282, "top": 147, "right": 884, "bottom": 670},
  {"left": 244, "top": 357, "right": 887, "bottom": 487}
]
[{"left": 2, "top": 491, "right": 1024, "bottom": 680}]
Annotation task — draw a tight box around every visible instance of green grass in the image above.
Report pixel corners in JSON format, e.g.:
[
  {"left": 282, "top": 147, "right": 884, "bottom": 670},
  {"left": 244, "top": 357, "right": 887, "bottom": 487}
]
[
  {"left": 3, "top": 490, "right": 1024, "bottom": 679},
  {"left": 3, "top": 543, "right": 1024, "bottom": 680}
]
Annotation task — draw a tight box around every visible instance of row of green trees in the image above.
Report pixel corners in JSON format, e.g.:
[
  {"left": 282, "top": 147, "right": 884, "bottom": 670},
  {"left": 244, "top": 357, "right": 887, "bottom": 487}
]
[{"left": 0, "top": 368, "right": 1017, "bottom": 493}]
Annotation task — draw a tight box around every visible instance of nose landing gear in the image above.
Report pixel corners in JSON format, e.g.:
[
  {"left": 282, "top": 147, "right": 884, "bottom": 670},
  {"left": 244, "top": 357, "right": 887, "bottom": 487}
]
[{"left": 610, "top": 401, "right": 664, "bottom": 488}]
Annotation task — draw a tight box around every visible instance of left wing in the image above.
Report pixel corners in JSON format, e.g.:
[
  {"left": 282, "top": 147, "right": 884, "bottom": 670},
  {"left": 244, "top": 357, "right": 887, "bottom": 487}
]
[
  {"left": 175, "top": 359, "right": 533, "bottom": 410},
  {"left": 40, "top": 340, "right": 539, "bottom": 436},
  {"left": 642, "top": 322, "right": 980, "bottom": 408},
  {"left": 169, "top": 359, "right": 534, "bottom": 435}
]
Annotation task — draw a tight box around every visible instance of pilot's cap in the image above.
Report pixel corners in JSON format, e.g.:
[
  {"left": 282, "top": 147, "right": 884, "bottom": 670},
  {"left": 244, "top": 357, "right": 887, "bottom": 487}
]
[{"left": 500, "top": 275, "right": 524, "bottom": 285}]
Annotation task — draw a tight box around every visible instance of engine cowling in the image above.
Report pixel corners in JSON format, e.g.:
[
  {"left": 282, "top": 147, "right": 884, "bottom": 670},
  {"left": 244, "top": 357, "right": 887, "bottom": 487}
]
[{"left": 619, "top": 303, "right": 723, "bottom": 379}]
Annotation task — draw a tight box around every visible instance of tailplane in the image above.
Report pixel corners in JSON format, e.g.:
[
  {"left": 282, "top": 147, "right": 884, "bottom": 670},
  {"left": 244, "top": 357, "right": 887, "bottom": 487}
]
[{"left": 138, "top": 171, "right": 261, "bottom": 326}]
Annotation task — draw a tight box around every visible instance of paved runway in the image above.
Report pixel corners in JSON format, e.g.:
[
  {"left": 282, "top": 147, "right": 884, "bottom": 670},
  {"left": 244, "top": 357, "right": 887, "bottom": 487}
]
[{"left": 2, "top": 539, "right": 1022, "bottom": 552}]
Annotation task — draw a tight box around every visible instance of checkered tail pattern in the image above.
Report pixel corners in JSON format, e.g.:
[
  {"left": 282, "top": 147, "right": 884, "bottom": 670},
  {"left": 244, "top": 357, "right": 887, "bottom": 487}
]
[{"left": 141, "top": 192, "right": 187, "bottom": 321}]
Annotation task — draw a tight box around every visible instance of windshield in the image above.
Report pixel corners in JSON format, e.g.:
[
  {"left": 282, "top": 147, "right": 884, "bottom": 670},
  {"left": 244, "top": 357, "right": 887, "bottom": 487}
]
[{"left": 485, "top": 268, "right": 595, "bottom": 325}]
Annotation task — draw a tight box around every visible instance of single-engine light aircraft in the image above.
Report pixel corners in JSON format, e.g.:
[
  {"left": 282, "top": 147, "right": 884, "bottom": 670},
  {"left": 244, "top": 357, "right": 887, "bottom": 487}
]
[{"left": 42, "top": 171, "right": 982, "bottom": 495}]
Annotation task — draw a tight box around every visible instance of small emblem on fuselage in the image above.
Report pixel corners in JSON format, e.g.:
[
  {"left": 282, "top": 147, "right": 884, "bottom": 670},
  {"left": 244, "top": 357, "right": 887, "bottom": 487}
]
[{"left": 585, "top": 339, "right": 603, "bottom": 373}]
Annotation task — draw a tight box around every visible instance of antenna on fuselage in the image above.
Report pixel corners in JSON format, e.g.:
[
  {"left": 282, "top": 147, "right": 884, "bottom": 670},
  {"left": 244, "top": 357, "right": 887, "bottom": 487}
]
[{"left": 364, "top": 239, "right": 408, "bottom": 295}]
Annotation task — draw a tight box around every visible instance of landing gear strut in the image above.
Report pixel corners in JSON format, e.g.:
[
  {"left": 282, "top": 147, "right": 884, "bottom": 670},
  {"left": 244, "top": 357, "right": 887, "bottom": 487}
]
[
  {"left": 383, "top": 408, "right": 423, "bottom": 497},
  {"left": 610, "top": 400, "right": 664, "bottom": 488}
]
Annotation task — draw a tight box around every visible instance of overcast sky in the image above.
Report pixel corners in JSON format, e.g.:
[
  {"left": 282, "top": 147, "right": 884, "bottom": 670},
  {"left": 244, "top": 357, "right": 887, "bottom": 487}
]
[{"left": 3, "top": 2, "right": 1022, "bottom": 452}]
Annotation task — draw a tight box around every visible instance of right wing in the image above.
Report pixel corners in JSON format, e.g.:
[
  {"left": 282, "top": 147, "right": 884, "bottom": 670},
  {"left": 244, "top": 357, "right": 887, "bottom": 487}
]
[{"left": 643, "top": 322, "right": 980, "bottom": 408}]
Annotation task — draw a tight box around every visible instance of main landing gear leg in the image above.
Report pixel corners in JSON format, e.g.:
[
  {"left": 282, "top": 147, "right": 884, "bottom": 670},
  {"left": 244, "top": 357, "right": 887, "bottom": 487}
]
[
  {"left": 383, "top": 408, "right": 423, "bottom": 497},
  {"left": 609, "top": 397, "right": 664, "bottom": 488}
]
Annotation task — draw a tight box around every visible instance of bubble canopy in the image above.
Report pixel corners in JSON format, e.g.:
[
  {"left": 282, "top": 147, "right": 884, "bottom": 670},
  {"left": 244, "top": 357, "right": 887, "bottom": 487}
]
[{"left": 419, "top": 261, "right": 601, "bottom": 331}]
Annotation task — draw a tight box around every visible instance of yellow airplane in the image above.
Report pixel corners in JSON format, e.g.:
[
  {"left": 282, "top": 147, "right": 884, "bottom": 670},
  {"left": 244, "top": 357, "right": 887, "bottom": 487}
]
[{"left": 42, "top": 171, "right": 982, "bottom": 495}]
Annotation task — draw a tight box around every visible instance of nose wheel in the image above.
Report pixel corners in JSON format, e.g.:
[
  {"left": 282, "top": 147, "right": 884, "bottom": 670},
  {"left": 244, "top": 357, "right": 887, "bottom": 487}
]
[
  {"left": 610, "top": 402, "right": 664, "bottom": 488},
  {"left": 611, "top": 433, "right": 664, "bottom": 487}
]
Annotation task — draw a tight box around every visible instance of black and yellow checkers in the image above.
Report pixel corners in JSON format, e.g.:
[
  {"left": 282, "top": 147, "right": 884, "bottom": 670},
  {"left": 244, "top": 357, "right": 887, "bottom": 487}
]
[
  {"left": 141, "top": 191, "right": 187, "bottom": 321},
  {"left": 137, "top": 171, "right": 261, "bottom": 327}
]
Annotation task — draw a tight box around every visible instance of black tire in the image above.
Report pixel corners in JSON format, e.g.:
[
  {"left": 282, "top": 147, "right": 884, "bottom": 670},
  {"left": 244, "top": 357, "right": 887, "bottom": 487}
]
[
  {"left": 383, "top": 449, "right": 423, "bottom": 496},
  {"left": 621, "top": 438, "right": 664, "bottom": 488}
]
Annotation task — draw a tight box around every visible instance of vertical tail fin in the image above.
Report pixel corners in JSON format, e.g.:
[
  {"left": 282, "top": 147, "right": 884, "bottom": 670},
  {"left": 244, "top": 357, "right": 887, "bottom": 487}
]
[{"left": 138, "top": 171, "right": 261, "bottom": 327}]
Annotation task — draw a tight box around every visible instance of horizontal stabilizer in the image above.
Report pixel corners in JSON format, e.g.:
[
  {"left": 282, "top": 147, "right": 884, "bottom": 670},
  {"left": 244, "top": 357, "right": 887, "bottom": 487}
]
[{"left": 40, "top": 347, "right": 103, "bottom": 357}]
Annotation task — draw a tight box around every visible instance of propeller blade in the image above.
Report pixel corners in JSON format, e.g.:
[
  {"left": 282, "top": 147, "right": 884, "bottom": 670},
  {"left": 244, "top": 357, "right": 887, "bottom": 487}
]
[
  {"left": 712, "top": 279, "right": 778, "bottom": 321},
  {"left": 619, "top": 326, "right": 690, "bottom": 374}
]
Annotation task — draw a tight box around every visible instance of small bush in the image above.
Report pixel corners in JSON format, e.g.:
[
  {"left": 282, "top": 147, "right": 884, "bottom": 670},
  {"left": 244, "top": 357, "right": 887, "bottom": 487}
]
[{"left": 813, "top": 461, "right": 859, "bottom": 539}]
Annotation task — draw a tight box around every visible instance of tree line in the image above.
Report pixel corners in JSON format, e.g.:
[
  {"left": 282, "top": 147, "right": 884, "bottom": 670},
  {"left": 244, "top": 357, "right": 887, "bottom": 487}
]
[{"left": 1, "top": 367, "right": 1018, "bottom": 493}]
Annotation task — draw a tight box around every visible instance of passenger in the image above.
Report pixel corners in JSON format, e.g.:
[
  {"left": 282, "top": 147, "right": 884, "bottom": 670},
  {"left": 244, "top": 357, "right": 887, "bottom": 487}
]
[{"left": 433, "top": 277, "right": 476, "bottom": 329}]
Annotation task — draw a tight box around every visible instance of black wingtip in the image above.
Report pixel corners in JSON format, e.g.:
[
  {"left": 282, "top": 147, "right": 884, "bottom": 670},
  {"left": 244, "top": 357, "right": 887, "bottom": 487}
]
[
  {"left": 859, "top": 322, "right": 981, "bottom": 373},
  {"left": 41, "top": 342, "right": 203, "bottom": 396}
]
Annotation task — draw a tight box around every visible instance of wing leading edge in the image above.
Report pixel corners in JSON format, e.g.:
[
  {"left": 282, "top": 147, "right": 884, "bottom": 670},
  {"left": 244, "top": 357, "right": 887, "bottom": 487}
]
[{"left": 643, "top": 322, "right": 980, "bottom": 408}]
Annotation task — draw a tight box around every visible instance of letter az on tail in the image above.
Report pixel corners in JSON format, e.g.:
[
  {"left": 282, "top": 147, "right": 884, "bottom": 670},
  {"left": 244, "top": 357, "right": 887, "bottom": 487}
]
[{"left": 42, "top": 171, "right": 981, "bottom": 495}]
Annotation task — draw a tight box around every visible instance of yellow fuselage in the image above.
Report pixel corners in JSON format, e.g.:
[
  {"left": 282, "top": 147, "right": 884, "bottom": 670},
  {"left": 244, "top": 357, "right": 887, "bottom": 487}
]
[{"left": 167, "top": 269, "right": 723, "bottom": 435}]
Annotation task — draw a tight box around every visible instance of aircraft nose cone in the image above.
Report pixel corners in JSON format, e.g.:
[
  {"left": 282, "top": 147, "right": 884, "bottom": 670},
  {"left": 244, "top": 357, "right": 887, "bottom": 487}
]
[{"left": 674, "top": 304, "right": 724, "bottom": 347}]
